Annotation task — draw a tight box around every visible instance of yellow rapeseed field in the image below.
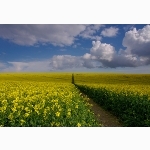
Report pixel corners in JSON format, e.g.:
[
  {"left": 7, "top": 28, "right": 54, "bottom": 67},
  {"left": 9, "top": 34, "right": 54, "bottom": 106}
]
[
  {"left": 0, "top": 73, "right": 99, "bottom": 127},
  {"left": 74, "top": 73, "right": 150, "bottom": 96},
  {"left": 74, "top": 73, "right": 150, "bottom": 126}
]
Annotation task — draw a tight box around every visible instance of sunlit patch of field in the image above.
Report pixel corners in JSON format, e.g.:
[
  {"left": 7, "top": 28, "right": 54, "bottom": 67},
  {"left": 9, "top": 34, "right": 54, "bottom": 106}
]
[
  {"left": 74, "top": 73, "right": 150, "bottom": 95},
  {"left": 0, "top": 72, "right": 73, "bottom": 83},
  {"left": 0, "top": 73, "right": 99, "bottom": 127}
]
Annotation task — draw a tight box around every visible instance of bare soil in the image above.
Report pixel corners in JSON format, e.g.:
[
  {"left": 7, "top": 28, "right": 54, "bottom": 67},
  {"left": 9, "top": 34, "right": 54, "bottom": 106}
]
[{"left": 81, "top": 93, "right": 123, "bottom": 127}]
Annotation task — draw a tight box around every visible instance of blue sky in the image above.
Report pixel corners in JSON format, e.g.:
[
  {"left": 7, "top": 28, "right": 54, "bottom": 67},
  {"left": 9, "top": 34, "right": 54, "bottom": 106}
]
[{"left": 0, "top": 24, "right": 150, "bottom": 73}]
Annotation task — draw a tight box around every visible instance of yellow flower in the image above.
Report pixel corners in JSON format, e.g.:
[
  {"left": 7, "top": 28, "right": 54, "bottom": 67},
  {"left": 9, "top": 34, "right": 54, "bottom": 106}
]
[
  {"left": 67, "top": 112, "right": 71, "bottom": 116},
  {"left": 14, "top": 103, "right": 18, "bottom": 107},
  {"left": 24, "top": 113, "right": 30, "bottom": 118},
  {"left": 15, "top": 97, "right": 19, "bottom": 101},
  {"left": 77, "top": 123, "right": 81, "bottom": 127},
  {"left": 75, "top": 105, "right": 78, "bottom": 108},
  {"left": 8, "top": 114, "right": 13, "bottom": 120},
  {"left": 1, "top": 106, "right": 7, "bottom": 113},
  {"left": 59, "top": 108, "right": 62, "bottom": 111},
  {"left": 2, "top": 99, "right": 7, "bottom": 104},
  {"left": 68, "top": 108, "right": 71, "bottom": 112},
  {"left": 25, "top": 107, "right": 29, "bottom": 112},
  {"left": 55, "top": 112, "right": 60, "bottom": 117},
  {"left": 55, "top": 103, "right": 58, "bottom": 106},
  {"left": 20, "top": 119, "right": 26, "bottom": 125},
  {"left": 51, "top": 122, "right": 55, "bottom": 126},
  {"left": 12, "top": 107, "right": 17, "bottom": 113},
  {"left": 55, "top": 122, "right": 60, "bottom": 127}
]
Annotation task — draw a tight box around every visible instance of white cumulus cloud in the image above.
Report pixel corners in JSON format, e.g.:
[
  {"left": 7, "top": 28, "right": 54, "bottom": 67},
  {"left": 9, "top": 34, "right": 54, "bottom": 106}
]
[
  {"left": 101, "top": 27, "right": 119, "bottom": 37},
  {"left": 90, "top": 41, "right": 115, "bottom": 61},
  {"left": 1, "top": 25, "right": 150, "bottom": 72},
  {"left": 0, "top": 24, "right": 87, "bottom": 46},
  {"left": 82, "top": 40, "right": 149, "bottom": 68},
  {"left": 49, "top": 55, "right": 83, "bottom": 70},
  {"left": 79, "top": 24, "right": 103, "bottom": 40},
  {"left": 3, "top": 60, "right": 51, "bottom": 72},
  {"left": 123, "top": 25, "right": 150, "bottom": 57}
]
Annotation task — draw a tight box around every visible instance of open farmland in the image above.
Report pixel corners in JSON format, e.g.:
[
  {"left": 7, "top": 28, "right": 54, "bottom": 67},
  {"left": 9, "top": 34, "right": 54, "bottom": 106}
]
[
  {"left": 0, "top": 73, "right": 99, "bottom": 127},
  {"left": 74, "top": 73, "right": 150, "bottom": 126},
  {"left": 1, "top": 73, "right": 150, "bottom": 127}
]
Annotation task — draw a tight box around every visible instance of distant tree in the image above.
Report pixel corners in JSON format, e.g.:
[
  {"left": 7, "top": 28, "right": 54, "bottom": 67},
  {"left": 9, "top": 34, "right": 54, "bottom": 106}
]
[{"left": 72, "top": 73, "right": 74, "bottom": 84}]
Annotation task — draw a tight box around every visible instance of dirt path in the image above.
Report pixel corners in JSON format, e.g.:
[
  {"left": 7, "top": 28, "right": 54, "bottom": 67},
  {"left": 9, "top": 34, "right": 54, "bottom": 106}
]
[{"left": 81, "top": 93, "right": 123, "bottom": 127}]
